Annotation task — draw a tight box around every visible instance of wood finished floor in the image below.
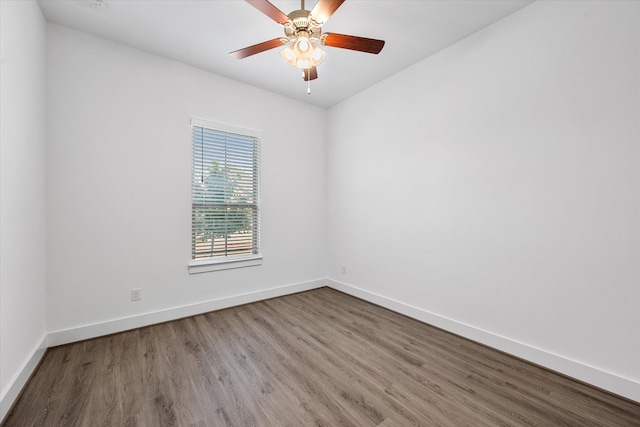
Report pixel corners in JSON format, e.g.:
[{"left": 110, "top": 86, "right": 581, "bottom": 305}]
[{"left": 3, "top": 287, "right": 639, "bottom": 426}]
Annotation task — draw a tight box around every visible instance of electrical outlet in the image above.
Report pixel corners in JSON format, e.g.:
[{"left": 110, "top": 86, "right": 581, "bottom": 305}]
[
  {"left": 131, "top": 288, "right": 141, "bottom": 302},
  {"left": 342, "top": 266, "right": 347, "bottom": 275}
]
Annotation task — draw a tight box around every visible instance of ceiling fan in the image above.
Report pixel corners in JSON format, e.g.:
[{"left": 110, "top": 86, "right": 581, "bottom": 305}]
[{"left": 229, "top": 0, "right": 385, "bottom": 84}]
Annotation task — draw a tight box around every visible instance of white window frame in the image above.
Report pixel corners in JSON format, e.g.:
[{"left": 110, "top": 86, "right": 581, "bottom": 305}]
[{"left": 188, "top": 118, "right": 262, "bottom": 274}]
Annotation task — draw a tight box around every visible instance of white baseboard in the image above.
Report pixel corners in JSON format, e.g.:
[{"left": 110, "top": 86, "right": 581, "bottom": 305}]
[
  {"left": 326, "top": 279, "right": 640, "bottom": 403},
  {"left": 48, "top": 279, "right": 326, "bottom": 347},
  {"left": 0, "top": 333, "right": 48, "bottom": 422}
]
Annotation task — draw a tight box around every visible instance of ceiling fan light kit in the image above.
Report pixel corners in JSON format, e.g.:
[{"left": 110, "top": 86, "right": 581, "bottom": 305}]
[
  {"left": 230, "top": 0, "right": 385, "bottom": 90},
  {"left": 279, "top": 33, "right": 326, "bottom": 70}
]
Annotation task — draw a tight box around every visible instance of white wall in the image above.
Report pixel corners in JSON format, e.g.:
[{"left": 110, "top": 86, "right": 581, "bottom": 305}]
[
  {"left": 45, "top": 24, "right": 326, "bottom": 336},
  {"left": 0, "top": 0, "right": 48, "bottom": 418},
  {"left": 326, "top": 0, "right": 639, "bottom": 400}
]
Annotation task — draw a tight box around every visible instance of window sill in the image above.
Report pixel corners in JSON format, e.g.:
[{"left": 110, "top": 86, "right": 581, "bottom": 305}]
[{"left": 188, "top": 255, "right": 263, "bottom": 274}]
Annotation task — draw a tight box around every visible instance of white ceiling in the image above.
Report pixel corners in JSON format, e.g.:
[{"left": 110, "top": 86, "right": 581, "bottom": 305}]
[{"left": 38, "top": 0, "right": 533, "bottom": 108}]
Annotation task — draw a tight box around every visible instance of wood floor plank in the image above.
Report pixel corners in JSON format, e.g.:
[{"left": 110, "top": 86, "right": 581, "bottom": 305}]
[{"left": 3, "top": 287, "right": 639, "bottom": 426}]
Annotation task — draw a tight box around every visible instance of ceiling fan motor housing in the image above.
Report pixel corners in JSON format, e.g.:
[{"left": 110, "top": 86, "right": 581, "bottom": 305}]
[{"left": 285, "top": 10, "right": 322, "bottom": 41}]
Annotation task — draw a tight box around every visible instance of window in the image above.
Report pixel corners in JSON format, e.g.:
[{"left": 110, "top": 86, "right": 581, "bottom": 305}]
[{"left": 189, "top": 119, "right": 261, "bottom": 273}]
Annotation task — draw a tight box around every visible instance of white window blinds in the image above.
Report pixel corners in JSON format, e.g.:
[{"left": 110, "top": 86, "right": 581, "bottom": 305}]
[{"left": 191, "top": 121, "right": 260, "bottom": 261}]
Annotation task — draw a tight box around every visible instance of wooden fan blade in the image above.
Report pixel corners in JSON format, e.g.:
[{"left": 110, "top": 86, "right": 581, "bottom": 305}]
[
  {"left": 246, "top": 0, "right": 290, "bottom": 25},
  {"left": 321, "top": 33, "right": 385, "bottom": 54},
  {"left": 310, "top": 0, "right": 345, "bottom": 24},
  {"left": 229, "top": 38, "right": 286, "bottom": 59},
  {"left": 303, "top": 67, "right": 318, "bottom": 81}
]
